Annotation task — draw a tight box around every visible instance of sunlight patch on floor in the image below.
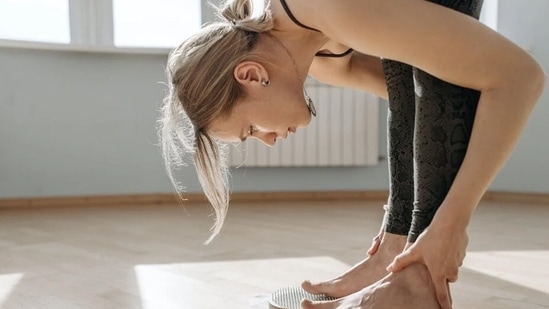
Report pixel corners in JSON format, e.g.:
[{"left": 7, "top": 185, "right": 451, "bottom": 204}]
[
  {"left": 0, "top": 273, "right": 24, "bottom": 307},
  {"left": 463, "top": 250, "right": 549, "bottom": 294},
  {"left": 134, "top": 256, "right": 350, "bottom": 309}
]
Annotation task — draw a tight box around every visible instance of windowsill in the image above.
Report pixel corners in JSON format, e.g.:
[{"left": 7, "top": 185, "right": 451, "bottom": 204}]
[{"left": 0, "top": 39, "right": 172, "bottom": 55}]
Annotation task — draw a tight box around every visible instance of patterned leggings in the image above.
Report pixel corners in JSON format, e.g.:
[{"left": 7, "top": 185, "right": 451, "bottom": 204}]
[{"left": 383, "top": 0, "right": 484, "bottom": 243}]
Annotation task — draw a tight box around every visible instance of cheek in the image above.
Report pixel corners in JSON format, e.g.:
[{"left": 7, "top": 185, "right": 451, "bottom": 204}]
[
  {"left": 285, "top": 99, "right": 311, "bottom": 121},
  {"left": 255, "top": 91, "right": 311, "bottom": 127},
  {"left": 272, "top": 105, "right": 311, "bottom": 129}
]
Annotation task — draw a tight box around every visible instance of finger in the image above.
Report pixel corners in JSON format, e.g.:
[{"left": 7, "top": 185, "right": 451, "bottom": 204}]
[
  {"left": 447, "top": 281, "right": 453, "bottom": 304},
  {"left": 447, "top": 269, "right": 459, "bottom": 283},
  {"left": 386, "top": 250, "right": 418, "bottom": 272},
  {"left": 434, "top": 277, "right": 453, "bottom": 309}
]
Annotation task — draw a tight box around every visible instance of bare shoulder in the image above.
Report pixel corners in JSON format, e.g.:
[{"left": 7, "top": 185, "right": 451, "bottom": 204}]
[{"left": 289, "top": 0, "right": 537, "bottom": 90}]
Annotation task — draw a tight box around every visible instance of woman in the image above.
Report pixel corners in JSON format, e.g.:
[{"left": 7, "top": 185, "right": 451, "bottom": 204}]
[
  {"left": 302, "top": 0, "right": 485, "bottom": 307},
  {"left": 158, "top": 0, "right": 545, "bottom": 308}
]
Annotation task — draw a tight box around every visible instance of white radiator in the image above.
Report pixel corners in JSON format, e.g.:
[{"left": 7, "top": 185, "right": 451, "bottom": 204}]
[{"left": 229, "top": 80, "right": 379, "bottom": 167}]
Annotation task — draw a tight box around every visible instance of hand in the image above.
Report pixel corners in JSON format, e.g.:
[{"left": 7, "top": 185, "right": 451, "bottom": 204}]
[{"left": 386, "top": 218, "right": 469, "bottom": 309}]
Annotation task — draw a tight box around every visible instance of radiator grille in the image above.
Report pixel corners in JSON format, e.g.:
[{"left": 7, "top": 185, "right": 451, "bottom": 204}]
[{"left": 229, "top": 81, "right": 379, "bottom": 167}]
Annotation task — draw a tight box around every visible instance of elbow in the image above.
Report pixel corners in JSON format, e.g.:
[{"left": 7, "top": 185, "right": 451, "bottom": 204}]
[
  {"left": 482, "top": 56, "right": 545, "bottom": 117},
  {"left": 524, "top": 58, "right": 545, "bottom": 102},
  {"left": 508, "top": 57, "right": 546, "bottom": 109},
  {"left": 529, "top": 60, "right": 546, "bottom": 103},
  {"left": 537, "top": 64, "right": 547, "bottom": 100}
]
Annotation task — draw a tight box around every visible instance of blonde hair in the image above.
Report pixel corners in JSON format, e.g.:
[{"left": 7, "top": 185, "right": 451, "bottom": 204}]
[{"left": 158, "top": 0, "right": 274, "bottom": 243}]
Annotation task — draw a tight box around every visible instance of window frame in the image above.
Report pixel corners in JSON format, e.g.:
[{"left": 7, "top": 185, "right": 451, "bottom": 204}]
[
  {"left": 0, "top": 0, "right": 498, "bottom": 55},
  {"left": 0, "top": 0, "right": 208, "bottom": 54}
]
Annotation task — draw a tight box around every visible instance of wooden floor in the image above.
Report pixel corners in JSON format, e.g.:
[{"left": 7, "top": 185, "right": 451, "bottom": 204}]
[{"left": 0, "top": 200, "right": 548, "bottom": 309}]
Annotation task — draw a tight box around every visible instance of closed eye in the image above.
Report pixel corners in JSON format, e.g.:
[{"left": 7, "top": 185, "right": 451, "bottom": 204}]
[
  {"left": 248, "top": 125, "right": 257, "bottom": 136},
  {"left": 241, "top": 125, "right": 257, "bottom": 142}
]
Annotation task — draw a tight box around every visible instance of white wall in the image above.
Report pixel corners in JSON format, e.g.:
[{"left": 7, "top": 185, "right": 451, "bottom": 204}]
[
  {"left": 0, "top": 0, "right": 547, "bottom": 199},
  {"left": 0, "top": 50, "right": 176, "bottom": 197},
  {"left": 0, "top": 47, "right": 390, "bottom": 198},
  {"left": 488, "top": 0, "right": 549, "bottom": 192}
]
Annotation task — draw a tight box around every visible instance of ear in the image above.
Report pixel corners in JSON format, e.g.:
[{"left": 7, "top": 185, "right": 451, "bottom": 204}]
[{"left": 234, "top": 61, "right": 269, "bottom": 86}]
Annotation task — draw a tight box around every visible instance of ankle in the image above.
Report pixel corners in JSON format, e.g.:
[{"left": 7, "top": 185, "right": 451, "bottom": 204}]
[
  {"left": 379, "top": 233, "right": 407, "bottom": 254},
  {"left": 404, "top": 241, "right": 414, "bottom": 251},
  {"left": 395, "top": 263, "right": 432, "bottom": 289}
]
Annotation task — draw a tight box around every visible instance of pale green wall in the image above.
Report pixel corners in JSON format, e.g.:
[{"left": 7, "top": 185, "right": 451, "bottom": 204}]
[{"left": 0, "top": 0, "right": 547, "bottom": 198}]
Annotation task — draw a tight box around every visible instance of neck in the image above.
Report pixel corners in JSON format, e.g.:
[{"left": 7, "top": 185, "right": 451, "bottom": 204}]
[
  {"left": 266, "top": 0, "right": 329, "bottom": 77},
  {"left": 263, "top": 31, "right": 325, "bottom": 84},
  {"left": 262, "top": 32, "right": 318, "bottom": 117}
]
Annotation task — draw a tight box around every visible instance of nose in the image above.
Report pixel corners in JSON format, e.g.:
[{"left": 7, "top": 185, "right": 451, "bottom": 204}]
[{"left": 252, "top": 131, "right": 278, "bottom": 147}]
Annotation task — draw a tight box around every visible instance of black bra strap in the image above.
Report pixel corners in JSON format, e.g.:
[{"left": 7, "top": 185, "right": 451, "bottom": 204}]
[
  {"left": 279, "top": 0, "right": 353, "bottom": 59},
  {"left": 315, "top": 48, "right": 354, "bottom": 58},
  {"left": 279, "top": 0, "right": 320, "bottom": 32}
]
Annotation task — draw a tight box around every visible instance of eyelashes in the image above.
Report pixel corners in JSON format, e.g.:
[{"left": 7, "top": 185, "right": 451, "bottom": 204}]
[
  {"left": 248, "top": 125, "right": 258, "bottom": 137},
  {"left": 241, "top": 126, "right": 257, "bottom": 142}
]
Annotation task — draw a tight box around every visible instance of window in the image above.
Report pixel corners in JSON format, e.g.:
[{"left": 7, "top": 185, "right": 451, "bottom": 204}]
[
  {"left": 112, "top": 0, "right": 201, "bottom": 48},
  {"left": 0, "top": 0, "right": 70, "bottom": 43},
  {"left": 0, "top": 0, "right": 497, "bottom": 52}
]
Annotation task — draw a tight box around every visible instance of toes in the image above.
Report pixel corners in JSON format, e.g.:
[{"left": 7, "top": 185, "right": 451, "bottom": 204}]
[
  {"left": 301, "top": 280, "right": 331, "bottom": 295},
  {"left": 301, "top": 298, "right": 340, "bottom": 309},
  {"left": 301, "top": 280, "right": 318, "bottom": 293}
]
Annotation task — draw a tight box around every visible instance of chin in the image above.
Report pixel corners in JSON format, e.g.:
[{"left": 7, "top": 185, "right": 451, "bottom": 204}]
[
  {"left": 298, "top": 111, "right": 312, "bottom": 127},
  {"left": 291, "top": 110, "right": 313, "bottom": 132}
]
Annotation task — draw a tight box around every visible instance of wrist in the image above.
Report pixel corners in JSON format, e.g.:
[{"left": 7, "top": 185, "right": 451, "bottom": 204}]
[{"left": 432, "top": 203, "right": 473, "bottom": 230}]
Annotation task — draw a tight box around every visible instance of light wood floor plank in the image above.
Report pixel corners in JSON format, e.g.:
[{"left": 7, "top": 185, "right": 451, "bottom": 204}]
[{"left": 0, "top": 201, "right": 548, "bottom": 308}]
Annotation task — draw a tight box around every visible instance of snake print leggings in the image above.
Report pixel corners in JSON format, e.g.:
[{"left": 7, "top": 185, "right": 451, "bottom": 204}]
[{"left": 382, "top": 0, "right": 484, "bottom": 242}]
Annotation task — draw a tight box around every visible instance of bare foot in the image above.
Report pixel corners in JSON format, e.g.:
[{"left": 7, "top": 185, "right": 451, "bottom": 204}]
[
  {"left": 301, "top": 233, "right": 407, "bottom": 298},
  {"left": 301, "top": 263, "right": 442, "bottom": 309}
]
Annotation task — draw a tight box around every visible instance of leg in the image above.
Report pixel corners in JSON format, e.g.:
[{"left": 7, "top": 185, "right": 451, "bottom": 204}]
[
  {"left": 303, "top": 2, "right": 484, "bottom": 306},
  {"left": 382, "top": 60, "right": 416, "bottom": 237},
  {"left": 409, "top": 0, "right": 483, "bottom": 243},
  {"left": 302, "top": 60, "right": 416, "bottom": 298}
]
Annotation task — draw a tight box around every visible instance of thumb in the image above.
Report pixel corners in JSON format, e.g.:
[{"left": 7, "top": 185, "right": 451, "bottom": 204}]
[{"left": 387, "top": 250, "right": 418, "bottom": 272}]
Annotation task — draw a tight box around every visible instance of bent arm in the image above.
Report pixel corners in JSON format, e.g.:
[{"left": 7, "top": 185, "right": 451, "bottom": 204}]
[
  {"left": 309, "top": 51, "right": 388, "bottom": 99},
  {"left": 301, "top": 0, "right": 546, "bottom": 224}
]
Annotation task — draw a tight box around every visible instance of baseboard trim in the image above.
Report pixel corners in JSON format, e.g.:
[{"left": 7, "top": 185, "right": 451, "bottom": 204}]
[
  {"left": 482, "top": 191, "right": 549, "bottom": 205},
  {"left": 0, "top": 190, "right": 547, "bottom": 209},
  {"left": 0, "top": 191, "right": 388, "bottom": 209}
]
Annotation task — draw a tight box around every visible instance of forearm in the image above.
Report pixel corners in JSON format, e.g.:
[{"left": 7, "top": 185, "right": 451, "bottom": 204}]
[{"left": 436, "top": 73, "right": 545, "bottom": 227}]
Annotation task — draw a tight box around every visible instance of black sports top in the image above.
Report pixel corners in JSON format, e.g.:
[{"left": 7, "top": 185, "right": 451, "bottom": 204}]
[{"left": 279, "top": 0, "right": 354, "bottom": 58}]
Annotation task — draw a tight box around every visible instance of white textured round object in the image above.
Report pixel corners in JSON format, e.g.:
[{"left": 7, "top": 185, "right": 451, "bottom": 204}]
[{"left": 269, "top": 286, "right": 336, "bottom": 309}]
